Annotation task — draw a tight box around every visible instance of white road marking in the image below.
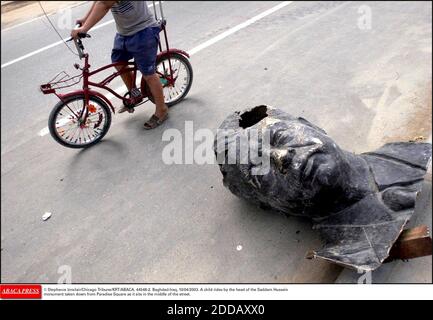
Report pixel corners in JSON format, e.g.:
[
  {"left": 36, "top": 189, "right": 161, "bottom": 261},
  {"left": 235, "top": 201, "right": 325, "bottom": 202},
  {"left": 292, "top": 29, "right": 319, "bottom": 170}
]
[
  {"left": 1, "top": 2, "right": 160, "bottom": 69},
  {"left": 187, "top": 1, "right": 292, "bottom": 56},
  {"left": 37, "top": 1, "right": 292, "bottom": 137},
  {"left": 38, "top": 127, "right": 50, "bottom": 137},
  {"left": 3, "top": 16, "right": 48, "bottom": 32}
]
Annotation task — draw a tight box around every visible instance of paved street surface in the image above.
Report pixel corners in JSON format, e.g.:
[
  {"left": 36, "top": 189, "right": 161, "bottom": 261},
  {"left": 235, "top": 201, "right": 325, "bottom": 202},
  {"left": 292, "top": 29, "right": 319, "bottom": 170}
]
[{"left": 1, "top": 1, "right": 431, "bottom": 283}]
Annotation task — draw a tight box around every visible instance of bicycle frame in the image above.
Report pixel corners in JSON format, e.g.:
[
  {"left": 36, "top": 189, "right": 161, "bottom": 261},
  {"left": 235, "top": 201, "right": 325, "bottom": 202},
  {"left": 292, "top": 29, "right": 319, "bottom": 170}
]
[
  {"left": 84, "top": 57, "right": 139, "bottom": 103},
  {"left": 40, "top": 1, "right": 190, "bottom": 119}
]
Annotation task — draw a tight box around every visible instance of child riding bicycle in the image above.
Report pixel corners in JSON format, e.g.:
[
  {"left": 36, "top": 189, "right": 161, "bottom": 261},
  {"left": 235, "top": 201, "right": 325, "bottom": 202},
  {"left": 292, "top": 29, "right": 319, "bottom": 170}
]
[{"left": 72, "top": 1, "right": 168, "bottom": 129}]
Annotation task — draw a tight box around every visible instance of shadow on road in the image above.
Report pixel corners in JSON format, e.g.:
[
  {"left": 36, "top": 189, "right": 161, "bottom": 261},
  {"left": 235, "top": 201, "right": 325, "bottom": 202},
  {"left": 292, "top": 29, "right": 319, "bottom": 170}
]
[{"left": 67, "top": 138, "right": 126, "bottom": 171}]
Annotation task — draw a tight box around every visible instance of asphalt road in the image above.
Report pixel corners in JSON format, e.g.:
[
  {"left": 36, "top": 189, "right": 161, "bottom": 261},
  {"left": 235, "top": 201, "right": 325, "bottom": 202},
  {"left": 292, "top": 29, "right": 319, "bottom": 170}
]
[{"left": 1, "top": 1, "right": 431, "bottom": 283}]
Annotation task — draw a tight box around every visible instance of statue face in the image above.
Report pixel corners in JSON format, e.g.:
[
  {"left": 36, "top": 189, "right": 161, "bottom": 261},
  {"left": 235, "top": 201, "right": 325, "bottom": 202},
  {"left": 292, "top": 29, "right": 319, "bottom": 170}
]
[
  {"left": 247, "top": 117, "right": 351, "bottom": 209},
  {"left": 216, "top": 106, "right": 368, "bottom": 215}
]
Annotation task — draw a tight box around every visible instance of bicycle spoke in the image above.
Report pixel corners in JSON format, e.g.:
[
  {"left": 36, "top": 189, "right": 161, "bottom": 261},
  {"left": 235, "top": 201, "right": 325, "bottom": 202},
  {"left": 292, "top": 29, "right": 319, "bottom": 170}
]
[
  {"left": 56, "top": 121, "right": 75, "bottom": 130},
  {"left": 59, "top": 107, "right": 76, "bottom": 120},
  {"left": 65, "top": 103, "right": 80, "bottom": 119},
  {"left": 66, "top": 125, "right": 79, "bottom": 142},
  {"left": 57, "top": 124, "right": 77, "bottom": 136},
  {"left": 84, "top": 126, "right": 93, "bottom": 142}
]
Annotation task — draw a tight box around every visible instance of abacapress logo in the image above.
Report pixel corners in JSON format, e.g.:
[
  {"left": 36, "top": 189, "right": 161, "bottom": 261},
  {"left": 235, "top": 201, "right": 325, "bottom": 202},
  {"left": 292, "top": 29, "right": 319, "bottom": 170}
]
[{"left": 0, "top": 285, "right": 42, "bottom": 299}]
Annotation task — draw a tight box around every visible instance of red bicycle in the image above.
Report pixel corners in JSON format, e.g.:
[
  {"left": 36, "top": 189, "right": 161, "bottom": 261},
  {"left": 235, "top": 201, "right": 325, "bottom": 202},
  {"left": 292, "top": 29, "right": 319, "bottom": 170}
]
[{"left": 40, "top": 6, "right": 192, "bottom": 149}]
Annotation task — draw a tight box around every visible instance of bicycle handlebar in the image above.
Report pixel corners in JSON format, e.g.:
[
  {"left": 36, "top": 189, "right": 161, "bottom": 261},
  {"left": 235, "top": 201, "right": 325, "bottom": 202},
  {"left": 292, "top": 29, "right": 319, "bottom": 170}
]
[
  {"left": 65, "top": 33, "right": 90, "bottom": 42},
  {"left": 66, "top": 24, "right": 91, "bottom": 59}
]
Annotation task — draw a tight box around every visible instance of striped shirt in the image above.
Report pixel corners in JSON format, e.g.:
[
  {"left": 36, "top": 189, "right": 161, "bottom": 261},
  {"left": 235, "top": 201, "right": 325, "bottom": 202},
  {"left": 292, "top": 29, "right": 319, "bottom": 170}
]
[{"left": 111, "top": 1, "right": 159, "bottom": 36}]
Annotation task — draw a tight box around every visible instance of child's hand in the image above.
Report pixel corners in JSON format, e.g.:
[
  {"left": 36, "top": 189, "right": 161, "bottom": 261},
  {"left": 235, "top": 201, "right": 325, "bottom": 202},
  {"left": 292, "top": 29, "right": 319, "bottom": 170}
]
[{"left": 70, "top": 27, "right": 87, "bottom": 39}]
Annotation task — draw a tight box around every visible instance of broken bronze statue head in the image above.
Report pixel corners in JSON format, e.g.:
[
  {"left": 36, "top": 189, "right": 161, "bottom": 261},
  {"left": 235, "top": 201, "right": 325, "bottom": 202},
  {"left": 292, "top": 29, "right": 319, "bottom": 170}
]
[{"left": 214, "top": 105, "right": 432, "bottom": 271}]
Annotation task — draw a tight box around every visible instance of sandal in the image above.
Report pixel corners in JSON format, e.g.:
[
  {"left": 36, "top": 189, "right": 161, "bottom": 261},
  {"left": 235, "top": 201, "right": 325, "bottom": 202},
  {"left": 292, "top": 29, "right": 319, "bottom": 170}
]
[{"left": 143, "top": 113, "right": 169, "bottom": 130}]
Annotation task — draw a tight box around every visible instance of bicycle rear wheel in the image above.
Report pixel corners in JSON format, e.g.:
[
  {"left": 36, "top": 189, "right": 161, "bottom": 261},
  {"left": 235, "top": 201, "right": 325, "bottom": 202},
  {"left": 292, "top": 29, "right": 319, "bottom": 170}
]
[
  {"left": 142, "top": 52, "right": 193, "bottom": 107},
  {"left": 48, "top": 94, "right": 112, "bottom": 149}
]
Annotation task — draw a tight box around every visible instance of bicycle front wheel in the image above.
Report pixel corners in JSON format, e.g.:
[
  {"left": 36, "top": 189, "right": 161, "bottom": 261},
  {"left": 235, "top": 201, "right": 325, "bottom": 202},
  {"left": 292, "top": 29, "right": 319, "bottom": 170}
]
[{"left": 48, "top": 94, "right": 112, "bottom": 149}]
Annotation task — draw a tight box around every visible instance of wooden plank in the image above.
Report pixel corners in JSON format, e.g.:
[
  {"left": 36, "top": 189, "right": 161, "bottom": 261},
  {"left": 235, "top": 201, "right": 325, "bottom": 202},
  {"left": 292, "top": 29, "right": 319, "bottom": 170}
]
[
  {"left": 306, "top": 225, "right": 432, "bottom": 266},
  {"left": 384, "top": 225, "right": 432, "bottom": 262}
]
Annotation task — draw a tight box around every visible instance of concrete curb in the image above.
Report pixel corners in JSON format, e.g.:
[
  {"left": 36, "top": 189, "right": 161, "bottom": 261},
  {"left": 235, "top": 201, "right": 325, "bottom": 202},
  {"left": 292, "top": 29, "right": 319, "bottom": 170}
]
[
  {"left": 1, "top": 1, "right": 33, "bottom": 13},
  {"left": 1, "top": 1, "right": 87, "bottom": 30}
]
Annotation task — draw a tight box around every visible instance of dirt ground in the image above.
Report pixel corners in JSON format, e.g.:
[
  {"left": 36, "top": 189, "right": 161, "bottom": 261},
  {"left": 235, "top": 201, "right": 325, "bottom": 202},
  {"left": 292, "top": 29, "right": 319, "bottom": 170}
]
[
  {"left": 378, "top": 82, "right": 432, "bottom": 144},
  {"left": 1, "top": 1, "right": 85, "bottom": 29}
]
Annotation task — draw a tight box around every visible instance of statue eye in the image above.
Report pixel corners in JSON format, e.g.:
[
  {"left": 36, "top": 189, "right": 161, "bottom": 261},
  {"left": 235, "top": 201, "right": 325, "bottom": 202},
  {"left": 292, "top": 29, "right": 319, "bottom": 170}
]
[
  {"left": 273, "top": 129, "right": 295, "bottom": 147},
  {"left": 273, "top": 129, "right": 286, "bottom": 145}
]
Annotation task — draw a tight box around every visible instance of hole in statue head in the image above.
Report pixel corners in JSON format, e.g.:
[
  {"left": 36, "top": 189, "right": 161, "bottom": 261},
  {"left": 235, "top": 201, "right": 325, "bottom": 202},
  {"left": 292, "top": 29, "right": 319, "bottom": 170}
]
[{"left": 239, "top": 105, "right": 268, "bottom": 129}]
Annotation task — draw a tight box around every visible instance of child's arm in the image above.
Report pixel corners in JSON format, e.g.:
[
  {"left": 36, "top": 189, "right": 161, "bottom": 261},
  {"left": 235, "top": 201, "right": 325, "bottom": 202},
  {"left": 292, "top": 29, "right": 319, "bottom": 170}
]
[{"left": 71, "top": 1, "right": 116, "bottom": 38}]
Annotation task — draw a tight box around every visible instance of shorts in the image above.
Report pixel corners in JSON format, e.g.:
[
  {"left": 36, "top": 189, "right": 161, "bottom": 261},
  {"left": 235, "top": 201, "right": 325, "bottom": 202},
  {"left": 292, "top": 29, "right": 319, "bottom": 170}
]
[{"left": 111, "top": 26, "right": 161, "bottom": 76}]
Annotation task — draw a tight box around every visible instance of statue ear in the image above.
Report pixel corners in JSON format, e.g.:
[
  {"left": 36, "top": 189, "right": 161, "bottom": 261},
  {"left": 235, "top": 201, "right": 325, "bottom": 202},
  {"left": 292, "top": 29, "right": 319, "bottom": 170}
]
[
  {"left": 297, "top": 117, "right": 327, "bottom": 135},
  {"left": 381, "top": 186, "right": 417, "bottom": 211}
]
